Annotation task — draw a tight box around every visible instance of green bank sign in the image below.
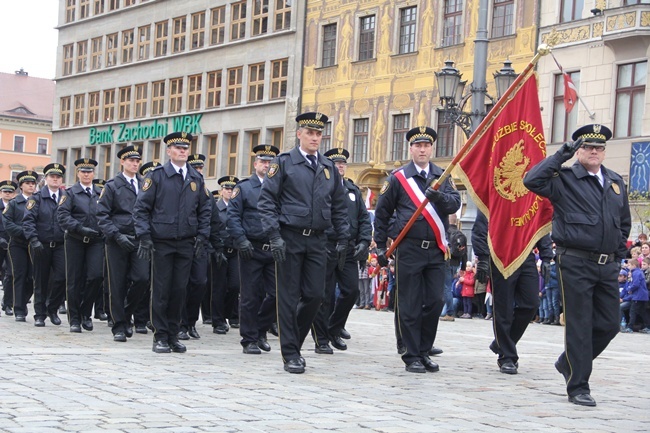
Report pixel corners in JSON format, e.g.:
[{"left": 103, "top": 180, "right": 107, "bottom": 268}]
[{"left": 88, "top": 114, "right": 202, "bottom": 145}]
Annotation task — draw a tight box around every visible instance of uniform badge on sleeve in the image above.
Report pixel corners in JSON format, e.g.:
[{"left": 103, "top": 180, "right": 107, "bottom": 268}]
[
  {"left": 190, "top": 182, "right": 197, "bottom": 192},
  {"left": 142, "top": 178, "right": 153, "bottom": 192},
  {"left": 26, "top": 200, "right": 36, "bottom": 210},
  {"left": 59, "top": 196, "right": 67, "bottom": 206},
  {"left": 231, "top": 187, "right": 240, "bottom": 199},
  {"left": 447, "top": 177, "right": 457, "bottom": 190},
  {"left": 380, "top": 181, "right": 390, "bottom": 195},
  {"left": 612, "top": 183, "right": 620, "bottom": 195},
  {"left": 2, "top": 206, "right": 7, "bottom": 214},
  {"left": 268, "top": 163, "right": 279, "bottom": 178}
]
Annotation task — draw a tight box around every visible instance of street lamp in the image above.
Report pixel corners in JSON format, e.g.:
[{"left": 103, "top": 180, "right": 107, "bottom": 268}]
[{"left": 435, "top": 60, "right": 518, "bottom": 138}]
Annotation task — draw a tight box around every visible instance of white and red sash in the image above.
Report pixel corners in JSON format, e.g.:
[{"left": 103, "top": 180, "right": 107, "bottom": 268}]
[{"left": 394, "top": 169, "right": 448, "bottom": 254}]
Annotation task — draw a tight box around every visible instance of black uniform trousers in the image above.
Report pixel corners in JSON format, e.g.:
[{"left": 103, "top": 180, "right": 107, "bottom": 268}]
[
  {"left": 276, "top": 228, "right": 327, "bottom": 363},
  {"left": 0, "top": 248, "right": 12, "bottom": 308},
  {"left": 8, "top": 239, "right": 33, "bottom": 317},
  {"left": 394, "top": 238, "right": 446, "bottom": 365},
  {"left": 181, "top": 250, "right": 209, "bottom": 330},
  {"left": 133, "top": 288, "right": 150, "bottom": 328},
  {"left": 312, "top": 243, "right": 358, "bottom": 346},
  {"left": 489, "top": 253, "right": 539, "bottom": 365},
  {"left": 32, "top": 243, "right": 65, "bottom": 320},
  {"left": 210, "top": 249, "right": 240, "bottom": 328},
  {"left": 555, "top": 254, "right": 619, "bottom": 397},
  {"left": 150, "top": 238, "right": 193, "bottom": 343},
  {"left": 239, "top": 243, "right": 276, "bottom": 346},
  {"left": 64, "top": 235, "right": 104, "bottom": 325},
  {"left": 105, "top": 239, "right": 149, "bottom": 334}
]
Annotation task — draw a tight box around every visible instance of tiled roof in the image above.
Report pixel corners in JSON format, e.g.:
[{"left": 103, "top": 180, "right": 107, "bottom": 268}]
[{"left": 0, "top": 72, "right": 54, "bottom": 122}]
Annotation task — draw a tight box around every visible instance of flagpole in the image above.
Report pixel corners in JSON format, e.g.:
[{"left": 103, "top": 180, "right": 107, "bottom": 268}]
[
  {"left": 385, "top": 45, "right": 550, "bottom": 258},
  {"left": 549, "top": 51, "right": 595, "bottom": 119}
]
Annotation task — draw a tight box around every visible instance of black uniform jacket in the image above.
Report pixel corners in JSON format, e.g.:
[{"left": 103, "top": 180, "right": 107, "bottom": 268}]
[
  {"left": 227, "top": 175, "right": 267, "bottom": 244},
  {"left": 374, "top": 161, "right": 461, "bottom": 249},
  {"left": 325, "top": 178, "right": 372, "bottom": 245},
  {"left": 3, "top": 195, "right": 28, "bottom": 241},
  {"left": 97, "top": 173, "right": 142, "bottom": 239},
  {"left": 133, "top": 161, "right": 211, "bottom": 241},
  {"left": 23, "top": 188, "right": 64, "bottom": 243},
  {"left": 523, "top": 153, "right": 631, "bottom": 260},
  {"left": 0, "top": 200, "right": 8, "bottom": 241},
  {"left": 57, "top": 183, "right": 103, "bottom": 238},
  {"left": 258, "top": 146, "right": 350, "bottom": 241}
]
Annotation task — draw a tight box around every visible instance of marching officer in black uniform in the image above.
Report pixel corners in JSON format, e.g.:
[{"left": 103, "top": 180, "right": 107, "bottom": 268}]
[
  {"left": 311, "top": 147, "right": 372, "bottom": 354},
  {"left": 97, "top": 145, "right": 150, "bottom": 342},
  {"left": 2, "top": 171, "right": 37, "bottom": 322},
  {"left": 228, "top": 144, "right": 279, "bottom": 354},
  {"left": 58, "top": 158, "right": 105, "bottom": 332},
  {"left": 0, "top": 180, "right": 17, "bottom": 316},
  {"left": 210, "top": 175, "right": 240, "bottom": 335},
  {"left": 92, "top": 178, "right": 110, "bottom": 322},
  {"left": 374, "top": 126, "right": 461, "bottom": 373},
  {"left": 524, "top": 124, "right": 631, "bottom": 407},
  {"left": 258, "top": 112, "right": 350, "bottom": 374},
  {"left": 134, "top": 132, "right": 212, "bottom": 354},
  {"left": 23, "top": 164, "right": 66, "bottom": 326},
  {"left": 472, "top": 210, "right": 553, "bottom": 374}
]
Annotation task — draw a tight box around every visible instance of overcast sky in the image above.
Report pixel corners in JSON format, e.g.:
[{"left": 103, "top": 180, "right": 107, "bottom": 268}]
[{"left": 0, "top": 2, "right": 59, "bottom": 79}]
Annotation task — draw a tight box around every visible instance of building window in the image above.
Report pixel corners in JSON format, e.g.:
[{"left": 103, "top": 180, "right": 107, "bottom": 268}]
[
  {"left": 359, "top": 15, "right": 376, "bottom": 61},
  {"left": 155, "top": 21, "right": 168, "bottom": 57},
  {"left": 319, "top": 122, "right": 332, "bottom": 154},
  {"left": 63, "top": 44, "right": 74, "bottom": 76},
  {"left": 210, "top": 6, "right": 226, "bottom": 45},
  {"left": 322, "top": 24, "right": 337, "bottom": 67},
  {"left": 551, "top": 71, "right": 580, "bottom": 143},
  {"left": 207, "top": 71, "right": 222, "bottom": 108},
  {"left": 270, "top": 58, "right": 288, "bottom": 99},
  {"left": 443, "top": 0, "right": 462, "bottom": 47},
  {"left": 491, "top": 0, "right": 514, "bottom": 38},
  {"left": 74, "top": 94, "right": 85, "bottom": 126},
  {"left": 149, "top": 141, "right": 161, "bottom": 164},
  {"left": 399, "top": 6, "right": 417, "bottom": 54},
  {"left": 248, "top": 63, "right": 265, "bottom": 103},
  {"left": 352, "top": 118, "right": 369, "bottom": 163},
  {"left": 615, "top": 61, "right": 647, "bottom": 138},
  {"left": 76, "top": 41, "right": 88, "bottom": 73},
  {"left": 152, "top": 80, "right": 165, "bottom": 116},
  {"left": 38, "top": 138, "right": 48, "bottom": 155},
  {"left": 207, "top": 135, "right": 218, "bottom": 178},
  {"left": 187, "top": 74, "right": 202, "bottom": 111},
  {"left": 13, "top": 136, "right": 25, "bottom": 153},
  {"left": 102, "top": 145, "right": 111, "bottom": 180},
  {"left": 60, "top": 97, "right": 71, "bottom": 127},
  {"left": 91, "top": 37, "right": 102, "bottom": 69},
  {"left": 121, "top": 29, "right": 134, "bottom": 63},
  {"left": 436, "top": 112, "right": 454, "bottom": 158},
  {"left": 80, "top": 0, "right": 90, "bottom": 18},
  {"left": 124, "top": 0, "right": 135, "bottom": 6},
  {"left": 560, "top": 0, "right": 583, "bottom": 23},
  {"left": 191, "top": 12, "right": 205, "bottom": 49},
  {"left": 227, "top": 133, "right": 239, "bottom": 175},
  {"left": 391, "top": 114, "right": 410, "bottom": 160},
  {"left": 103, "top": 89, "right": 115, "bottom": 122},
  {"left": 66, "top": 0, "right": 76, "bottom": 23},
  {"left": 88, "top": 91, "right": 100, "bottom": 124},
  {"left": 106, "top": 33, "right": 118, "bottom": 67},
  {"left": 134, "top": 83, "right": 148, "bottom": 118},
  {"left": 169, "top": 77, "right": 183, "bottom": 114},
  {"left": 249, "top": 131, "right": 260, "bottom": 171},
  {"left": 227, "top": 67, "right": 243, "bottom": 106},
  {"left": 271, "top": 128, "right": 283, "bottom": 149},
  {"left": 231, "top": 1, "right": 247, "bottom": 41},
  {"left": 252, "top": 0, "right": 269, "bottom": 36},
  {"left": 94, "top": 0, "right": 104, "bottom": 15},
  {"left": 137, "top": 26, "right": 150, "bottom": 60},
  {"left": 275, "top": 0, "right": 291, "bottom": 31},
  {"left": 108, "top": 0, "right": 119, "bottom": 11},
  {"left": 118, "top": 86, "right": 131, "bottom": 120},
  {"left": 172, "top": 16, "right": 187, "bottom": 54}
]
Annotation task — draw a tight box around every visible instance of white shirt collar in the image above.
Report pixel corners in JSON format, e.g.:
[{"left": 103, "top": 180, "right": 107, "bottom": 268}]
[
  {"left": 170, "top": 162, "right": 187, "bottom": 175},
  {"left": 299, "top": 147, "right": 318, "bottom": 163}
]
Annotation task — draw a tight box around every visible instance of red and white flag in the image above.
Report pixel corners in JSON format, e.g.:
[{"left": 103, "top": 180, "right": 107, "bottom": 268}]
[
  {"left": 365, "top": 187, "right": 375, "bottom": 210},
  {"left": 551, "top": 52, "right": 578, "bottom": 113}
]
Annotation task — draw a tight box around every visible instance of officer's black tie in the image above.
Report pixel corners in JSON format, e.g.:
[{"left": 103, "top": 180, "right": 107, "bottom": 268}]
[
  {"left": 307, "top": 154, "right": 317, "bottom": 171},
  {"left": 420, "top": 170, "right": 426, "bottom": 178},
  {"left": 52, "top": 193, "right": 57, "bottom": 202},
  {"left": 179, "top": 168, "right": 184, "bottom": 179},
  {"left": 85, "top": 187, "right": 92, "bottom": 197},
  {"left": 130, "top": 178, "right": 136, "bottom": 193}
]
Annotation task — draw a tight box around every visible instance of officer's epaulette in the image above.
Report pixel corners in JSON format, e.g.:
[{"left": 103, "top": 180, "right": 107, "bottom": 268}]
[
  {"left": 151, "top": 165, "right": 164, "bottom": 172},
  {"left": 277, "top": 151, "right": 290, "bottom": 158},
  {"left": 238, "top": 177, "right": 251, "bottom": 184}
]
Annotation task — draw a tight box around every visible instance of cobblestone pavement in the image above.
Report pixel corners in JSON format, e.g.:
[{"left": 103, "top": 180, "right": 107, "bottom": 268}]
[{"left": 0, "top": 298, "right": 648, "bottom": 432}]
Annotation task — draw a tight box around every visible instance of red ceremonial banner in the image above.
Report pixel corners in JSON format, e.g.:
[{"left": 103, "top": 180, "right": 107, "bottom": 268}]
[{"left": 455, "top": 74, "right": 553, "bottom": 278}]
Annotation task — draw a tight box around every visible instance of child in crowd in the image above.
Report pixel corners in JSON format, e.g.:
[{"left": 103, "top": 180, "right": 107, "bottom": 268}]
[
  {"left": 619, "top": 269, "right": 631, "bottom": 330},
  {"left": 622, "top": 258, "right": 650, "bottom": 333},
  {"left": 642, "top": 257, "right": 650, "bottom": 286},
  {"left": 357, "top": 257, "right": 370, "bottom": 309},
  {"left": 365, "top": 255, "right": 380, "bottom": 310},
  {"left": 543, "top": 259, "right": 561, "bottom": 325},
  {"left": 459, "top": 262, "right": 475, "bottom": 319}
]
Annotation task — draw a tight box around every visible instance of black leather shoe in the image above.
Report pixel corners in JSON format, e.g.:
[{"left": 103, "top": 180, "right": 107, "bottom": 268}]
[
  {"left": 555, "top": 358, "right": 569, "bottom": 382},
  {"left": 48, "top": 313, "right": 62, "bottom": 326},
  {"left": 500, "top": 361, "right": 518, "bottom": 375},
  {"left": 4, "top": 306, "right": 13, "bottom": 316},
  {"left": 70, "top": 324, "right": 82, "bottom": 333},
  {"left": 169, "top": 340, "right": 187, "bottom": 353},
  {"left": 229, "top": 320, "right": 239, "bottom": 328},
  {"left": 146, "top": 321, "right": 154, "bottom": 331},
  {"left": 340, "top": 328, "right": 351, "bottom": 339},
  {"left": 124, "top": 326, "right": 133, "bottom": 338},
  {"left": 421, "top": 356, "right": 440, "bottom": 372},
  {"left": 58, "top": 305, "right": 66, "bottom": 315},
  {"left": 299, "top": 356, "right": 306, "bottom": 367},
  {"left": 569, "top": 393, "right": 597, "bottom": 407},
  {"left": 81, "top": 318, "right": 93, "bottom": 331},
  {"left": 243, "top": 342, "right": 262, "bottom": 354},
  {"left": 489, "top": 340, "right": 500, "bottom": 355},
  {"left": 397, "top": 344, "right": 406, "bottom": 355},
  {"left": 257, "top": 337, "right": 271, "bottom": 352},
  {"left": 213, "top": 324, "right": 229, "bottom": 334},
  {"left": 152, "top": 340, "right": 171, "bottom": 353},
  {"left": 107, "top": 319, "right": 114, "bottom": 327},
  {"left": 114, "top": 332, "right": 127, "bottom": 342},
  {"left": 268, "top": 322, "right": 278, "bottom": 337},
  {"left": 330, "top": 335, "right": 347, "bottom": 351},
  {"left": 405, "top": 361, "right": 427, "bottom": 373},
  {"left": 34, "top": 318, "right": 45, "bottom": 327},
  {"left": 15, "top": 315, "right": 26, "bottom": 322},
  {"left": 315, "top": 343, "right": 334, "bottom": 354},
  {"left": 94, "top": 312, "right": 109, "bottom": 321},
  {"left": 135, "top": 325, "right": 148, "bottom": 334},
  {"left": 177, "top": 330, "right": 190, "bottom": 340},
  {"left": 428, "top": 346, "right": 443, "bottom": 356},
  {"left": 284, "top": 359, "right": 305, "bottom": 374},
  {"left": 202, "top": 318, "right": 212, "bottom": 325},
  {"left": 188, "top": 326, "right": 200, "bottom": 339}
]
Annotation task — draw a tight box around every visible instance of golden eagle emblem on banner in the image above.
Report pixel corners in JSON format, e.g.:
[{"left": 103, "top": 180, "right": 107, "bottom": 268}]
[{"left": 493, "top": 140, "right": 530, "bottom": 203}]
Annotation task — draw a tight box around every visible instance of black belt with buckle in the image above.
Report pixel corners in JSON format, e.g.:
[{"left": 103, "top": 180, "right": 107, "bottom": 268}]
[
  {"left": 250, "top": 240, "right": 271, "bottom": 251},
  {"left": 48, "top": 241, "right": 61, "bottom": 248},
  {"left": 281, "top": 226, "right": 323, "bottom": 237},
  {"left": 406, "top": 237, "right": 435, "bottom": 250},
  {"left": 556, "top": 247, "right": 615, "bottom": 265}
]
